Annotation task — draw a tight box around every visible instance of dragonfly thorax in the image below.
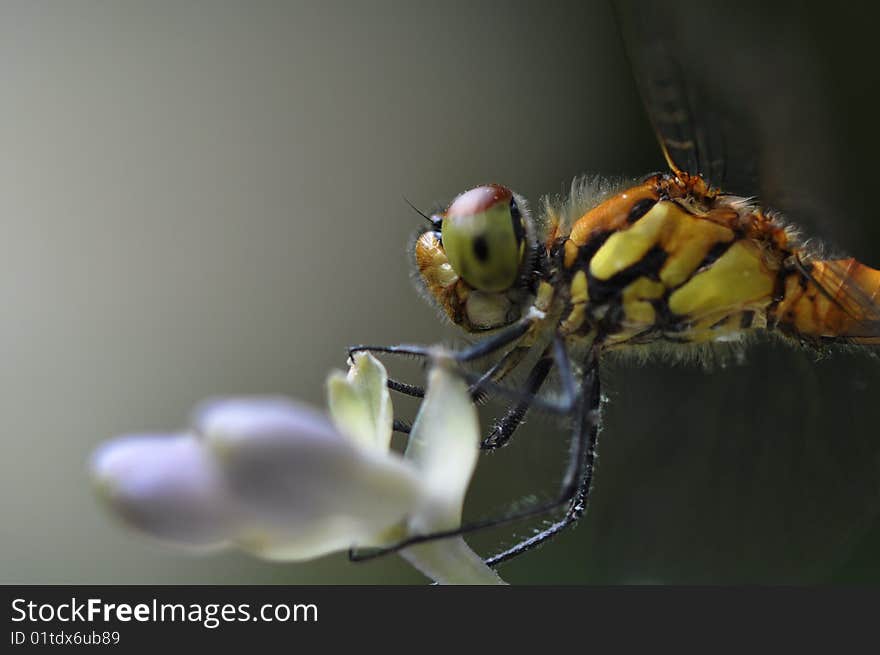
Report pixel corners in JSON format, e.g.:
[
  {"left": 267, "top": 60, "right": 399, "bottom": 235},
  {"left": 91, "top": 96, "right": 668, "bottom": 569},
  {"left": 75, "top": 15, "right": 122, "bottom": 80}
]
[{"left": 547, "top": 176, "right": 775, "bottom": 345}]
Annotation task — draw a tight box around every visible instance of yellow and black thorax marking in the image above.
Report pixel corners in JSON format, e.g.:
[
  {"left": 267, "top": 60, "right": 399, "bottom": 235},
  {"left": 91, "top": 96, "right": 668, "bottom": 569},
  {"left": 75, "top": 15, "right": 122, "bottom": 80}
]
[
  {"left": 549, "top": 173, "right": 880, "bottom": 346},
  {"left": 551, "top": 174, "right": 791, "bottom": 345}
]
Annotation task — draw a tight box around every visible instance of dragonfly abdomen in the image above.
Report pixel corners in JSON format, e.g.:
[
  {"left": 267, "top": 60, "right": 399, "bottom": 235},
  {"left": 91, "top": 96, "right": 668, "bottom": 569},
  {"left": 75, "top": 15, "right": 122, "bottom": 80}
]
[{"left": 771, "top": 256, "right": 880, "bottom": 344}]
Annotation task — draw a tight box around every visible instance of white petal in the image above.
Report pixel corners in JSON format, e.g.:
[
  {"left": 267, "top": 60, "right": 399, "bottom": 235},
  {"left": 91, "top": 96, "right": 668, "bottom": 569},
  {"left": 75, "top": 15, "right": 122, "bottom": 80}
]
[
  {"left": 90, "top": 433, "right": 232, "bottom": 547},
  {"left": 326, "top": 352, "right": 393, "bottom": 452},
  {"left": 404, "top": 363, "right": 479, "bottom": 526},
  {"left": 401, "top": 363, "right": 506, "bottom": 584},
  {"left": 199, "top": 397, "right": 425, "bottom": 561}
]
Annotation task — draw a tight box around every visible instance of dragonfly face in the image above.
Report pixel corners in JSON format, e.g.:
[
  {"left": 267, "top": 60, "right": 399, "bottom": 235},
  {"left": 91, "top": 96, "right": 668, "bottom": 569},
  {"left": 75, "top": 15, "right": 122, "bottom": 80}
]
[{"left": 414, "top": 184, "right": 537, "bottom": 332}]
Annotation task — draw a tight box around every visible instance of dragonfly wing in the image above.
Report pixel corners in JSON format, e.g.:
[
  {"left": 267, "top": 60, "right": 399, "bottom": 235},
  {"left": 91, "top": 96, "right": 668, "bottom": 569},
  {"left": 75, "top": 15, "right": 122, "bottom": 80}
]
[
  {"left": 614, "top": 0, "right": 850, "bottom": 243},
  {"left": 615, "top": 2, "right": 735, "bottom": 189}
]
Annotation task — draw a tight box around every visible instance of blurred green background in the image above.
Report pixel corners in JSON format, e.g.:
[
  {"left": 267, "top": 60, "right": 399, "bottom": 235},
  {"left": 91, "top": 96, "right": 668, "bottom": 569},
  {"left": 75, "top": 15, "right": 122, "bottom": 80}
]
[{"left": 1, "top": 0, "right": 879, "bottom": 584}]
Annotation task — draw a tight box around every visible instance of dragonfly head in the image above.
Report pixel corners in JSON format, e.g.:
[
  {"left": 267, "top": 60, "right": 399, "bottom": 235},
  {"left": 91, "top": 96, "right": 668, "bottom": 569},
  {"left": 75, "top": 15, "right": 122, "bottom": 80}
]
[{"left": 412, "top": 184, "right": 537, "bottom": 332}]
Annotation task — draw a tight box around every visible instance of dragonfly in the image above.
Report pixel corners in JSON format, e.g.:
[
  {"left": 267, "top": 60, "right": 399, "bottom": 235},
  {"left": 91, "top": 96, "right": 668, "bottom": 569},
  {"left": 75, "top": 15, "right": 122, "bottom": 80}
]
[{"left": 349, "top": 1, "right": 880, "bottom": 578}]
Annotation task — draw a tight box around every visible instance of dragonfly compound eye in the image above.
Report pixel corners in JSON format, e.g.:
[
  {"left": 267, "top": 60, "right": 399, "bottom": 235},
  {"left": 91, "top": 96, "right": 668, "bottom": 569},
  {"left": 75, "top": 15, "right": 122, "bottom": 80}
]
[{"left": 440, "top": 184, "right": 525, "bottom": 292}]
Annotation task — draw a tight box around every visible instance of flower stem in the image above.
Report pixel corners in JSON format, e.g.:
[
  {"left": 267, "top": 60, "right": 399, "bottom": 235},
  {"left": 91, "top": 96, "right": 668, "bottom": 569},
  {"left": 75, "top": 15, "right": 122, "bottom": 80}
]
[{"left": 401, "top": 538, "right": 507, "bottom": 585}]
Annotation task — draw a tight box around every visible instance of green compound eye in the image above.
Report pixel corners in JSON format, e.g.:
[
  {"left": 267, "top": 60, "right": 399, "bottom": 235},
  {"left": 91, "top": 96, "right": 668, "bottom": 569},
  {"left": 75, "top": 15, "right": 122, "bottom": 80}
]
[{"left": 441, "top": 185, "right": 525, "bottom": 292}]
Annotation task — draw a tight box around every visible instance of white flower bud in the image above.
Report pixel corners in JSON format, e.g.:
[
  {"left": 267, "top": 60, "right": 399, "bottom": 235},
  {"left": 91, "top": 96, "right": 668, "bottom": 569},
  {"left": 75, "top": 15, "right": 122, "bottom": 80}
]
[{"left": 90, "top": 433, "right": 232, "bottom": 548}]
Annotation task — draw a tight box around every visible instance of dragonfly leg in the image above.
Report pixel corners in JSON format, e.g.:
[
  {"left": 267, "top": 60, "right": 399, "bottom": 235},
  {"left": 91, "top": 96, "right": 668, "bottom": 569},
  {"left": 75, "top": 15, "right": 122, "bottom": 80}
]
[
  {"left": 392, "top": 418, "right": 412, "bottom": 434},
  {"left": 348, "top": 336, "right": 593, "bottom": 565},
  {"left": 486, "top": 392, "right": 598, "bottom": 566},
  {"left": 481, "top": 348, "right": 553, "bottom": 450},
  {"left": 484, "top": 475, "right": 591, "bottom": 567},
  {"left": 352, "top": 315, "right": 554, "bottom": 429},
  {"left": 484, "top": 359, "right": 599, "bottom": 566},
  {"left": 467, "top": 344, "right": 529, "bottom": 403},
  {"left": 347, "top": 314, "right": 534, "bottom": 364},
  {"left": 393, "top": 351, "right": 555, "bottom": 453},
  {"left": 386, "top": 378, "right": 425, "bottom": 398},
  {"left": 350, "top": 317, "right": 536, "bottom": 427},
  {"left": 384, "top": 342, "right": 529, "bottom": 403},
  {"left": 439, "top": 336, "right": 576, "bottom": 415},
  {"left": 392, "top": 345, "right": 549, "bottom": 450}
]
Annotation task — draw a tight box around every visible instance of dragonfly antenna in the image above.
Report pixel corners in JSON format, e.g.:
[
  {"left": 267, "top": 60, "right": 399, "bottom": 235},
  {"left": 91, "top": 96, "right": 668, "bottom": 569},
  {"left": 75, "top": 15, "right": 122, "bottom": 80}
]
[{"left": 403, "top": 195, "right": 440, "bottom": 226}]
